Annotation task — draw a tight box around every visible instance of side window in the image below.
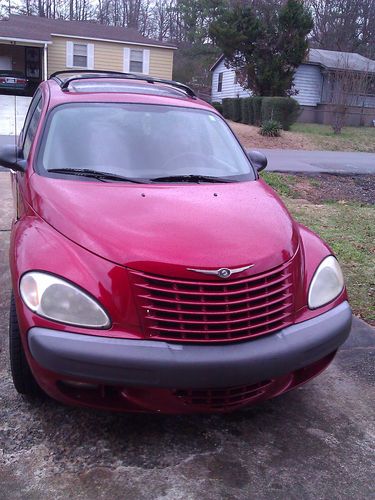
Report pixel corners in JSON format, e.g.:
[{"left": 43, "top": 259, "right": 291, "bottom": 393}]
[
  {"left": 23, "top": 97, "right": 43, "bottom": 159},
  {"left": 19, "top": 90, "right": 41, "bottom": 145},
  {"left": 217, "top": 72, "right": 223, "bottom": 92}
]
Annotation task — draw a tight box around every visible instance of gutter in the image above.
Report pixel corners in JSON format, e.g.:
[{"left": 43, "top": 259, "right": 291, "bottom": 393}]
[
  {"left": 50, "top": 33, "right": 177, "bottom": 50},
  {"left": 0, "top": 36, "right": 51, "bottom": 45}
]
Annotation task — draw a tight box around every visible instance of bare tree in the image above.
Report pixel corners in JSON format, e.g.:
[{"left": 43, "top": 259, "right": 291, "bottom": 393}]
[
  {"left": 325, "top": 55, "right": 372, "bottom": 133},
  {"left": 307, "top": 0, "right": 375, "bottom": 59}
]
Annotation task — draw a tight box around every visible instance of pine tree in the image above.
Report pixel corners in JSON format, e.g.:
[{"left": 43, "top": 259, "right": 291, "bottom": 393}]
[{"left": 209, "top": 0, "right": 314, "bottom": 96}]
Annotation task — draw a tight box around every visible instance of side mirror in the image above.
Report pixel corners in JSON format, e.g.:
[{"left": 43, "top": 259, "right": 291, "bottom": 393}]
[
  {"left": 0, "top": 145, "right": 26, "bottom": 172},
  {"left": 247, "top": 150, "right": 267, "bottom": 172}
]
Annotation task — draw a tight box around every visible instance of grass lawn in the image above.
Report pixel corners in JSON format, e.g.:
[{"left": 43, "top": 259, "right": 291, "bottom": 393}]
[
  {"left": 291, "top": 123, "right": 375, "bottom": 153},
  {"left": 229, "top": 120, "right": 375, "bottom": 153},
  {"left": 262, "top": 172, "right": 375, "bottom": 324}
]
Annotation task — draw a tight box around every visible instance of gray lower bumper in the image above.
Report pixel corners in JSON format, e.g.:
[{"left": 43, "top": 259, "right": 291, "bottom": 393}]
[{"left": 28, "top": 301, "right": 352, "bottom": 389}]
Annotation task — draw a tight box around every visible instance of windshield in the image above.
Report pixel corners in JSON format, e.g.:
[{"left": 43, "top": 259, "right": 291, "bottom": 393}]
[{"left": 39, "top": 103, "right": 255, "bottom": 182}]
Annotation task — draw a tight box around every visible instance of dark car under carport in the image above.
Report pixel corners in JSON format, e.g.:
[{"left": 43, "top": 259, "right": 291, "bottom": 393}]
[{"left": 0, "top": 70, "right": 28, "bottom": 94}]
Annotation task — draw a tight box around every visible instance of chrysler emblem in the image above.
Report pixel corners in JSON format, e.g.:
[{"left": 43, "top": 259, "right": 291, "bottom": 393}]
[
  {"left": 187, "top": 264, "right": 254, "bottom": 278},
  {"left": 218, "top": 268, "right": 231, "bottom": 278}
]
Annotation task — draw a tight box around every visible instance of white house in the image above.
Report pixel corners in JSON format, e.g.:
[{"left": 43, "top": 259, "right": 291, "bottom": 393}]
[{"left": 210, "top": 49, "right": 375, "bottom": 125}]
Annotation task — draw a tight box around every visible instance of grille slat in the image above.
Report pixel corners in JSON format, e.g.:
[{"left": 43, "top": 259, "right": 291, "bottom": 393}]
[
  {"left": 147, "top": 302, "right": 292, "bottom": 326},
  {"left": 143, "top": 292, "right": 292, "bottom": 317},
  {"left": 134, "top": 273, "right": 291, "bottom": 297},
  {"left": 133, "top": 262, "right": 291, "bottom": 287},
  {"left": 149, "top": 311, "right": 292, "bottom": 334},
  {"left": 138, "top": 282, "right": 292, "bottom": 307},
  {"left": 130, "top": 261, "right": 294, "bottom": 343}
]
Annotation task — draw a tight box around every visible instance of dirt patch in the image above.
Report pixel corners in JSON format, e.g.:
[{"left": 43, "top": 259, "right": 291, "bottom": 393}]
[
  {"left": 228, "top": 120, "right": 315, "bottom": 150},
  {"left": 292, "top": 174, "right": 375, "bottom": 205}
]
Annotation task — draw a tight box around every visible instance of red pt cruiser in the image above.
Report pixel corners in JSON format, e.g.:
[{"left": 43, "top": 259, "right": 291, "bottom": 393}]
[{"left": 0, "top": 72, "right": 352, "bottom": 413}]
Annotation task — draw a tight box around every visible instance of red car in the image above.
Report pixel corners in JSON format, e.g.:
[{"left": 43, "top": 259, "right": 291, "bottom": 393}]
[{"left": 1, "top": 71, "right": 352, "bottom": 414}]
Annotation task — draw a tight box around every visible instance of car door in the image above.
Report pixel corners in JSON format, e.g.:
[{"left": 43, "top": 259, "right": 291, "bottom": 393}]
[{"left": 12, "top": 90, "right": 43, "bottom": 221}]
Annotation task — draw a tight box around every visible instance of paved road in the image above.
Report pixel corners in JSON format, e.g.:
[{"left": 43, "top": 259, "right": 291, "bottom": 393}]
[
  {"left": 255, "top": 149, "right": 375, "bottom": 174},
  {"left": 0, "top": 173, "right": 374, "bottom": 499},
  {"left": 2, "top": 136, "right": 374, "bottom": 175}
]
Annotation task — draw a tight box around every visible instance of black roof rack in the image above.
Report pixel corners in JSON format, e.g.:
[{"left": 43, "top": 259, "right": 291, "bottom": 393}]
[{"left": 49, "top": 70, "right": 196, "bottom": 98}]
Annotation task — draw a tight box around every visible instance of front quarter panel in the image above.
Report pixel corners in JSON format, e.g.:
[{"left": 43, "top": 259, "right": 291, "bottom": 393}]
[
  {"left": 295, "top": 223, "right": 348, "bottom": 323},
  {"left": 9, "top": 210, "right": 142, "bottom": 343}
]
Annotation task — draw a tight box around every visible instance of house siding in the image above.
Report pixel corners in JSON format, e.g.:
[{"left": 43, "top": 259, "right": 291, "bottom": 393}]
[
  {"left": 292, "top": 64, "right": 323, "bottom": 106},
  {"left": 48, "top": 36, "right": 174, "bottom": 78},
  {"left": 211, "top": 60, "right": 324, "bottom": 106},
  {"left": 211, "top": 59, "right": 250, "bottom": 102}
]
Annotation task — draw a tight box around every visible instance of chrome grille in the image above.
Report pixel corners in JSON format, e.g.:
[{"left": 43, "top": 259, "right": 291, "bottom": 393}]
[{"left": 130, "top": 261, "right": 294, "bottom": 343}]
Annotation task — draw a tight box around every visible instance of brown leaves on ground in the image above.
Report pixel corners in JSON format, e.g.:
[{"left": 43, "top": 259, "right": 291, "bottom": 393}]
[
  {"left": 294, "top": 174, "right": 375, "bottom": 205},
  {"left": 227, "top": 120, "right": 315, "bottom": 150}
]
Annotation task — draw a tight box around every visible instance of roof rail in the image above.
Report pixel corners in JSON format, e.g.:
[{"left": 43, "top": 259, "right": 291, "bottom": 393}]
[{"left": 49, "top": 70, "right": 196, "bottom": 98}]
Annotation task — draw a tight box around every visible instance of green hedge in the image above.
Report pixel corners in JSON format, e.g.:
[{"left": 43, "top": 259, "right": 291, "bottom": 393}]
[
  {"left": 220, "top": 98, "right": 243, "bottom": 122},
  {"left": 261, "top": 97, "right": 300, "bottom": 130},
  {"left": 229, "top": 98, "right": 242, "bottom": 122},
  {"left": 240, "top": 98, "right": 254, "bottom": 125},
  {"left": 221, "top": 96, "right": 299, "bottom": 130},
  {"left": 211, "top": 102, "right": 223, "bottom": 115},
  {"left": 252, "top": 97, "right": 263, "bottom": 126},
  {"left": 221, "top": 98, "right": 231, "bottom": 119}
]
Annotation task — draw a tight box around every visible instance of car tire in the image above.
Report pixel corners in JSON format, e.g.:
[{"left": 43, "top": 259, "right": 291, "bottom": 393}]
[{"left": 9, "top": 293, "right": 42, "bottom": 397}]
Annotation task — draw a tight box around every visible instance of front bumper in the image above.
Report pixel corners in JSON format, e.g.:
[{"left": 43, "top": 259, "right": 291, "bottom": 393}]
[{"left": 28, "top": 301, "right": 351, "bottom": 389}]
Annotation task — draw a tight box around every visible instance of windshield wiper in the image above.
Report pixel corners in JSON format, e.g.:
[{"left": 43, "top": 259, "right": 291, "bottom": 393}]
[
  {"left": 48, "top": 168, "right": 149, "bottom": 184},
  {"left": 150, "top": 174, "right": 234, "bottom": 183}
]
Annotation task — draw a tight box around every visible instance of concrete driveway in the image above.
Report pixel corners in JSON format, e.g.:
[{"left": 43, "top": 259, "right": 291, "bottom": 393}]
[
  {"left": 0, "top": 172, "right": 374, "bottom": 499},
  {"left": 0, "top": 95, "right": 30, "bottom": 171},
  {"left": 0, "top": 95, "right": 31, "bottom": 136}
]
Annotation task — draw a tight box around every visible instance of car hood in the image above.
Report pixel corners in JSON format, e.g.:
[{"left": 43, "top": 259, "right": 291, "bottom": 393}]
[{"left": 30, "top": 175, "right": 300, "bottom": 275}]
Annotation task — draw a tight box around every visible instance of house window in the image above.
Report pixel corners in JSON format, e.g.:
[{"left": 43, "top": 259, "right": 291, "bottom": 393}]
[
  {"left": 124, "top": 48, "right": 150, "bottom": 74},
  {"left": 129, "top": 49, "right": 144, "bottom": 73},
  {"left": 66, "top": 41, "right": 94, "bottom": 69},
  {"left": 218, "top": 72, "right": 223, "bottom": 92},
  {"left": 73, "top": 43, "right": 88, "bottom": 67}
]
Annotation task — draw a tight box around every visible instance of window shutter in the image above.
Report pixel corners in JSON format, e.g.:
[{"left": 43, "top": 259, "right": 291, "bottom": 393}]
[
  {"left": 123, "top": 48, "right": 130, "bottom": 72},
  {"left": 66, "top": 41, "right": 73, "bottom": 67},
  {"left": 143, "top": 49, "right": 150, "bottom": 74},
  {"left": 87, "top": 44, "right": 94, "bottom": 69}
]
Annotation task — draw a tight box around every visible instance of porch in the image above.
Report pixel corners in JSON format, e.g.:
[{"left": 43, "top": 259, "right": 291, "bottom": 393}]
[{"left": 0, "top": 39, "right": 49, "bottom": 95}]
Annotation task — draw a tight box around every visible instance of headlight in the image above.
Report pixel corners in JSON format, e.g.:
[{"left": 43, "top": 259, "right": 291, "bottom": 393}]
[
  {"left": 308, "top": 256, "right": 344, "bottom": 309},
  {"left": 20, "top": 272, "right": 110, "bottom": 328}
]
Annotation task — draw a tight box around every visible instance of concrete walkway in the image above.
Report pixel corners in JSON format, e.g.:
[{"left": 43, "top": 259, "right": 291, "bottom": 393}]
[{"left": 255, "top": 148, "right": 375, "bottom": 174}]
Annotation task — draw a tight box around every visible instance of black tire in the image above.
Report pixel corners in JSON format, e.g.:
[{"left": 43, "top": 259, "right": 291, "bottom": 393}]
[{"left": 9, "top": 293, "right": 42, "bottom": 396}]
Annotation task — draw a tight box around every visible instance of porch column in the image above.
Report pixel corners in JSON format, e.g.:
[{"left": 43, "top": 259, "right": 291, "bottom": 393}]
[{"left": 43, "top": 43, "right": 48, "bottom": 81}]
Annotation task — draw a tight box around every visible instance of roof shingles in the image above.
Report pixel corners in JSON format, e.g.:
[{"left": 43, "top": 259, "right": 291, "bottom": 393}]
[
  {"left": 308, "top": 48, "right": 375, "bottom": 73},
  {"left": 0, "top": 14, "right": 176, "bottom": 48}
]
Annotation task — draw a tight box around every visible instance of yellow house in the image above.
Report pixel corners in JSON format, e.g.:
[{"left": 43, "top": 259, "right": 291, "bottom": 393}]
[{"left": 0, "top": 15, "right": 176, "bottom": 92}]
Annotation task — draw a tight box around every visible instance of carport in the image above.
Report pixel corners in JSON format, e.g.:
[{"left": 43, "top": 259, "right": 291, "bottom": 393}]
[{"left": 0, "top": 38, "right": 49, "bottom": 94}]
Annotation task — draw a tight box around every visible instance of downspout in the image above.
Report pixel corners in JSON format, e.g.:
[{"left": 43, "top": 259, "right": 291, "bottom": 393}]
[{"left": 43, "top": 43, "right": 48, "bottom": 81}]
